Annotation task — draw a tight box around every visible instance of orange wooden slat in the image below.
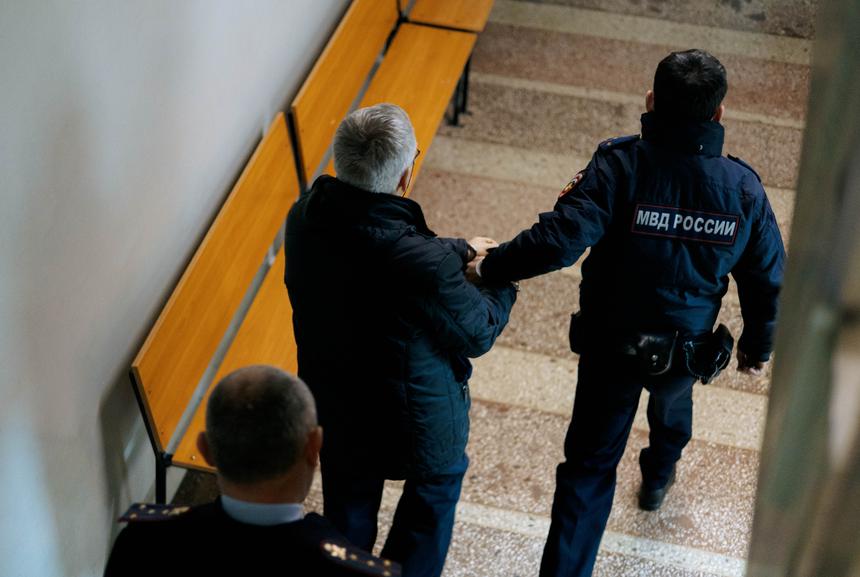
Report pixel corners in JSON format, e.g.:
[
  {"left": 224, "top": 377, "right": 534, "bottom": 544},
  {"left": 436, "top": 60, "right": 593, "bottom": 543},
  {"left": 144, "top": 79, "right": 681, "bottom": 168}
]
[
  {"left": 323, "top": 156, "right": 335, "bottom": 180},
  {"left": 172, "top": 251, "right": 298, "bottom": 469},
  {"left": 131, "top": 113, "right": 299, "bottom": 451},
  {"left": 409, "top": 0, "right": 495, "bottom": 32},
  {"left": 359, "top": 24, "right": 476, "bottom": 194},
  {"left": 291, "top": 0, "right": 399, "bottom": 184}
]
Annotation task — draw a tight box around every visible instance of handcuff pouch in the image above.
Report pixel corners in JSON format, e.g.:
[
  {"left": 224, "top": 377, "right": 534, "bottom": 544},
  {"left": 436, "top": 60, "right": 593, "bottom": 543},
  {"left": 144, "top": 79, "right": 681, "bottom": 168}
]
[
  {"left": 682, "top": 324, "right": 734, "bottom": 384},
  {"left": 619, "top": 331, "right": 679, "bottom": 376}
]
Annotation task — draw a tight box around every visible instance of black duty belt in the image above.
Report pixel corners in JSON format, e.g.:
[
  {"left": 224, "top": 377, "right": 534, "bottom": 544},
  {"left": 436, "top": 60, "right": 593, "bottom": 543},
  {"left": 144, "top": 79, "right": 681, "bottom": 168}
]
[{"left": 569, "top": 312, "right": 734, "bottom": 384}]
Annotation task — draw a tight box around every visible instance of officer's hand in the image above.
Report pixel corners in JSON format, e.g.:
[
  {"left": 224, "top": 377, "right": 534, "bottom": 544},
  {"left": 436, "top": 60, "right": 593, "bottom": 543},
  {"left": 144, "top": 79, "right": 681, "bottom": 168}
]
[
  {"left": 737, "top": 350, "right": 766, "bottom": 376},
  {"left": 468, "top": 237, "right": 499, "bottom": 257},
  {"left": 466, "top": 257, "right": 484, "bottom": 284}
]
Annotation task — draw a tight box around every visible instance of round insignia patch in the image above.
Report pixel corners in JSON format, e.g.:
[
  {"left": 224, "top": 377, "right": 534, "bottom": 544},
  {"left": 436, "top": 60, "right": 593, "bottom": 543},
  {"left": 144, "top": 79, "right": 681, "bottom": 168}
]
[{"left": 559, "top": 171, "right": 584, "bottom": 198}]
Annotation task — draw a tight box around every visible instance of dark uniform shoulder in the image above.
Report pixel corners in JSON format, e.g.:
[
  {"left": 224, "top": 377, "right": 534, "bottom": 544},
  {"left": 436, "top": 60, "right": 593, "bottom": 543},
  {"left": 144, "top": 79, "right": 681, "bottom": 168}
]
[
  {"left": 598, "top": 134, "right": 640, "bottom": 152},
  {"left": 304, "top": 513, "right": 402, "bottom": 576},
  {"left": 320, "top": 540, "right": 401, "bottom": 576},
  {"left": 726, "top": 154, "right": 762, "bottom": 182},
  {"left": 105, "top": 503, "right": 202, "bottom": 576},
  {"left": 118, "top": 502, "right": 194, "bottom": 523}
]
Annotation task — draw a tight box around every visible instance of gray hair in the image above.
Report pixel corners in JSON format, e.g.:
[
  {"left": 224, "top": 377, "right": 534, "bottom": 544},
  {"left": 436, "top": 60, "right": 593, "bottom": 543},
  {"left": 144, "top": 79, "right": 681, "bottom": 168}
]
[
  {"left": 205, "top": 365, "right": 317, "bottom": 484},
  {"left": 333, "top": 103, "right": 417, "bottom": 194}
]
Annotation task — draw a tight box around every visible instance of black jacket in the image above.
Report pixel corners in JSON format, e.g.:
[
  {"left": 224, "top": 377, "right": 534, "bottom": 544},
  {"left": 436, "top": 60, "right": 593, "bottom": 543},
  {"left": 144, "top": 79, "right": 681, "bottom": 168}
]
[
  {"left": 285, "top": 176, "right": 516, "bottom": 478},
  {"left": 481, "top": 112, "right": 785, "bottom": 361},
  {"left": 104, "top": 500, "right": 397, "bottom": 576}
]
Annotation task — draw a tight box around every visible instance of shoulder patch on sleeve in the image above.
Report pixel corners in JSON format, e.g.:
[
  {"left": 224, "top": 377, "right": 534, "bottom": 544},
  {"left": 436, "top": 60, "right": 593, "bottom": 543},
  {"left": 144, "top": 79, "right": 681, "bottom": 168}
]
[
  {"left": 599, "top": 134, "right": 640, "bottom": 150},
  {"left": 559, "top": 171, "right": 585, "bottom": 198},
  {"left": 727, "top": 154, "right": 762, "bottom": 182},
  {"left": 119, "top": 503, "right": 191, "bottom": 523},
  {"left": 321, "top": 540, "right": 402, "bottom": 576}
]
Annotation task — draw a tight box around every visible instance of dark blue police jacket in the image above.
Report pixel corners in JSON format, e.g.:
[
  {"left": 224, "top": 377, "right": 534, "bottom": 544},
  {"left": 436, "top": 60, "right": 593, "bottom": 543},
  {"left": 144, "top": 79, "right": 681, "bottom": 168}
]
[
  {"left": 480, "top": 112, "right": 785, "bottom": 361},
  {"left": 105, "top": 500, "right": 399, "bottom": 576},
  {"left": 285, "top": 176, "right": 516, "bottom": 478}
]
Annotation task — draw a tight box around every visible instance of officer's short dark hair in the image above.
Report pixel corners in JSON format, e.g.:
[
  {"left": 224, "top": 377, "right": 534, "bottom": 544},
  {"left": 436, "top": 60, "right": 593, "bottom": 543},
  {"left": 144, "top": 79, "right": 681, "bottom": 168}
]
[
  {"left": 653, "top": 49, "right": 727, "bottom": 123},
  {"left": 205, "top": 366, "right": 316, "bottom": 484}
]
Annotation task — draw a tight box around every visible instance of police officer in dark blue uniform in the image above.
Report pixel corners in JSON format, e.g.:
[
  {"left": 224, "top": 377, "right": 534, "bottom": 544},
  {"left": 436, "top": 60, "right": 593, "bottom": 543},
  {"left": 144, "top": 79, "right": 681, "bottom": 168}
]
[
  {"left": 105, "top": 366, "right": 401, "bottom": 577},
  {"left": 469, "top": 49, "right": 785, "bottom": 577}
]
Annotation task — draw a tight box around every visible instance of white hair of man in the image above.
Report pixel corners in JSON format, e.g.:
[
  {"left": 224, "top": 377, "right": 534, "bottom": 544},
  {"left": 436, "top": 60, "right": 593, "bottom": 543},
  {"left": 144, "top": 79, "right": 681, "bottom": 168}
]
[{"left": 333, "top": 103, "right": 418, "bottom": 194}]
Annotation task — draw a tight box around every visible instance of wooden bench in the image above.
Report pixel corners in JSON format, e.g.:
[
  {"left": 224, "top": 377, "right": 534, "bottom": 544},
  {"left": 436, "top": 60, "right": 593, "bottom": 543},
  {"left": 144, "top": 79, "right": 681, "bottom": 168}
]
[
  {"left": 291, "top": 0, "right": 486, "bottom": 192},
  {"left": 130, "top": 0, "right": 495, "bottom": 503},
  {"left": 290, "top": 0, "right": 400, "bottom": 186},
  {"left": 401, "top": 0, "right": 496, "bottom": 129},
  {"left": 408, "top": 0, "right": 496, "bottom": 33},
  {"left": 130, "top": 113, "right": 300, "bottom": 502}
]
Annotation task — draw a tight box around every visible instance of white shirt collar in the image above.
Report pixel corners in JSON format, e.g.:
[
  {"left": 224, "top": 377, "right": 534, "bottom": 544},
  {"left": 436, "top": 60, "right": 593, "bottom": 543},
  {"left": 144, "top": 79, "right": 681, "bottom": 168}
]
[{"left": 220, "top": 495, "right": 304, "bottom": 526}]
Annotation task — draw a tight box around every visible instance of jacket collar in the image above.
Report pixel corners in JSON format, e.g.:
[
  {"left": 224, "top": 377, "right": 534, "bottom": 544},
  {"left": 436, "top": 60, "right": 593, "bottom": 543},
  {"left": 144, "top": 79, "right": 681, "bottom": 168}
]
[
  {"left": 305, "top": 175, "right": 434, "bottom": 235},
  {"left": 640, "top": 111, "right": 724, "bottom": 157}
]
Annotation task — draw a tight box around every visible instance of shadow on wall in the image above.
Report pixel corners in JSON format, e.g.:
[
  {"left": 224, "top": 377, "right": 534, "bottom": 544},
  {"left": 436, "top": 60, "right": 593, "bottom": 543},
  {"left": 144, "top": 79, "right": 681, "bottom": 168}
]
[
  {"left": 25, "top": 105, "right": 147, "bottom": 577},
  {"left": 10, "top": 102, "right": 100, "bottom": 577},
  {"left": 97, "top": 362, "right": 154, "bottom": 562},
  {"left": 0, "top": 408, "right": 65, "bottom": 576},
  {"left": 10, "top": 8, "right": 192, "bottom": 575}
]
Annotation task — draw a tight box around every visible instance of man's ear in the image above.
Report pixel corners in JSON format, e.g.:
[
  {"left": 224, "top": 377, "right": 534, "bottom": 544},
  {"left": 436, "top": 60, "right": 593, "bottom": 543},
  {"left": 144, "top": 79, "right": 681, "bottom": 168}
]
[
  {"left": 305, "top": 426, "right": 323, "bottom": 466},
  {"left": 712, "top": 103, "right": 725, "bottom": 122},
  {"left": 396, "top": 168, "right": 410, "bottom": 196},
  {"left": 645, "top": 90, "right": 655, "bottom": 113},
  {"left": 196, "top": 432, "right": 216, "bottom": 467}
]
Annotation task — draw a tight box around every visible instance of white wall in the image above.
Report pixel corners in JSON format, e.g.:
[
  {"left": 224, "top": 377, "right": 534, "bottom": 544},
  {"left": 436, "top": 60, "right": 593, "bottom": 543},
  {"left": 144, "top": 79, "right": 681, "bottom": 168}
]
[{"left": 0, "top": 1, "right": 349, "bottom": 574}]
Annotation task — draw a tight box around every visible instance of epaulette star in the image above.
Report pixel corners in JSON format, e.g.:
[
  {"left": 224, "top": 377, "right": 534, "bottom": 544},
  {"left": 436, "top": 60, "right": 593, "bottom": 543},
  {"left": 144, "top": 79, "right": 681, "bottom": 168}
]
[
  {"left": 599, "top": 134, "right": 640, "bottom": 150},
  {"left": 118, "top": 503, "right": 191, "bottom": 523},
  {"left": 321, "top": 540, "right": 401, "bottom": 576}
]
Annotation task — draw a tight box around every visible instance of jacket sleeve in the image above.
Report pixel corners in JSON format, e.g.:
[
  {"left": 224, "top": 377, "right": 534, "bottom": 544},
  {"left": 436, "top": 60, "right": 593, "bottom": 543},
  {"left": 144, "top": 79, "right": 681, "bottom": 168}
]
[
  {"left": 421, "top": 251, "right": 517, "bottom": 358},
  {"left": 732, "top": 189, "right": 786, "bottom": 361},
  {"left": 436, "top": 237, "right": 474, "bottom": 265},
  {"left": 480, "top": 154, "right": 615, "bottom": 283}
]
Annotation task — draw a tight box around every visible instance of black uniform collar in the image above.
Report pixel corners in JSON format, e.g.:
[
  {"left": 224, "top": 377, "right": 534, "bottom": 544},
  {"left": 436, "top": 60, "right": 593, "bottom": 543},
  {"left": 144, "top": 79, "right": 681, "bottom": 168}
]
[
  {"left": 640, "top": 112, "right": 724, "bottom": 157},
  {"left": 305, "top": 175, "right": 435, "bottom": 235}
]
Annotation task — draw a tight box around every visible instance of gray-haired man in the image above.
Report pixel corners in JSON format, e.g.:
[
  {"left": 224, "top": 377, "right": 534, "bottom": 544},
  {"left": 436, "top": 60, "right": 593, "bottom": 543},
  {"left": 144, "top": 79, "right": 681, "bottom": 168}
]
[{"left": 284, "top": 104, "right": 517, "bottom": 577}]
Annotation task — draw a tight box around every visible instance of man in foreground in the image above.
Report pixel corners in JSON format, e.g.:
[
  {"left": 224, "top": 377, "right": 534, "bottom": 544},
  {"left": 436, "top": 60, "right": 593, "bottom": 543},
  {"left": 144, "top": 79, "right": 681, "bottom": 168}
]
[
  {"left": 284, "top": 103, "right": 517, "bottom": 577},
  {"left": 105, "top": 365, "right": 398, "bottom": 576},
  {"left": 470, "top": 49, "right": 785, "bottom": 576}
]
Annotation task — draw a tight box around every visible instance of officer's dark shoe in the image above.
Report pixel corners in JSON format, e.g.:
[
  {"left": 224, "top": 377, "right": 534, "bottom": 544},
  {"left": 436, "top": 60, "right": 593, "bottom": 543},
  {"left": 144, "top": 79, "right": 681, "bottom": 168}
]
[{"left": 638, "top": 468, "right": 676, "bottom": 511}]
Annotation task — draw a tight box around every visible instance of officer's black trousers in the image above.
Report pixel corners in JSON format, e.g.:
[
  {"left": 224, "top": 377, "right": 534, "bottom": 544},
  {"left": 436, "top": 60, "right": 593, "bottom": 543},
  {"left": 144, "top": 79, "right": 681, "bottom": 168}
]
[
  {"left": 321, "top": 454, "right": 468, "bottom": 577},
  {"left": 540, "top": 352, "right": 695, "bottom": 577}
]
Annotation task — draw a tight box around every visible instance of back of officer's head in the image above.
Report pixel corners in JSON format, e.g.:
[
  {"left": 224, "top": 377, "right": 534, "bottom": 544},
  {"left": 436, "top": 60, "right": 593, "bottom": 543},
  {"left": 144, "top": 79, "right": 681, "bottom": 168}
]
[
  {"left": 204, "top": 365, "right": 317, "bottom": 484},
  {"left": 333, "top": 103, "right": 418, "bottom": 194},
  {"left": 653, "top": 49, "right": 727, "bottom": 123}
]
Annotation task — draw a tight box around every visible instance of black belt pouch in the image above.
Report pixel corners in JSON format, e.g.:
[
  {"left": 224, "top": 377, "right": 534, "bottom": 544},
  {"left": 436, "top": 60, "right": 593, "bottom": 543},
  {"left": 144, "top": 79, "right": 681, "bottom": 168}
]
[
  {"left": 619, "top": 331, "right": 679, "bottom": 376},
  {"left": 683, "top": 324, "right": 734, "bottom": 384}
]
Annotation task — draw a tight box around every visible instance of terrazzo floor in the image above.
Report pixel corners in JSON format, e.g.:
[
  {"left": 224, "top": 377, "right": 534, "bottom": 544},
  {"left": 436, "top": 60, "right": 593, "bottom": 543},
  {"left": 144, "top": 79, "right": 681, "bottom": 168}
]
[{"left": 175, "top": 1, "right": 813, "bottom": 574}]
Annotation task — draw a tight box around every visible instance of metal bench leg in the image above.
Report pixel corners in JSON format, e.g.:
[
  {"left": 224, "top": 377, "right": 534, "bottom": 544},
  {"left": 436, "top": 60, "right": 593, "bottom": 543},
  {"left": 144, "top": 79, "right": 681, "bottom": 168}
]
[
  {"left": 451, "top": 89, "right": 462, "bottom": 126},
  {"left": 155, "top": 455, "right": 168, "bottom": 504},
  {"left": 449, "top": 70, "right": 466, "bottom": 126},
  {"left": 130, "top": 370, "right": 172, "bottom": 505},
  {"left": 448, "top": 57, "right": 472, "bottom": 127},
  {"left": 460, "top": 57, "right": 472, "bottom": 115}
]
